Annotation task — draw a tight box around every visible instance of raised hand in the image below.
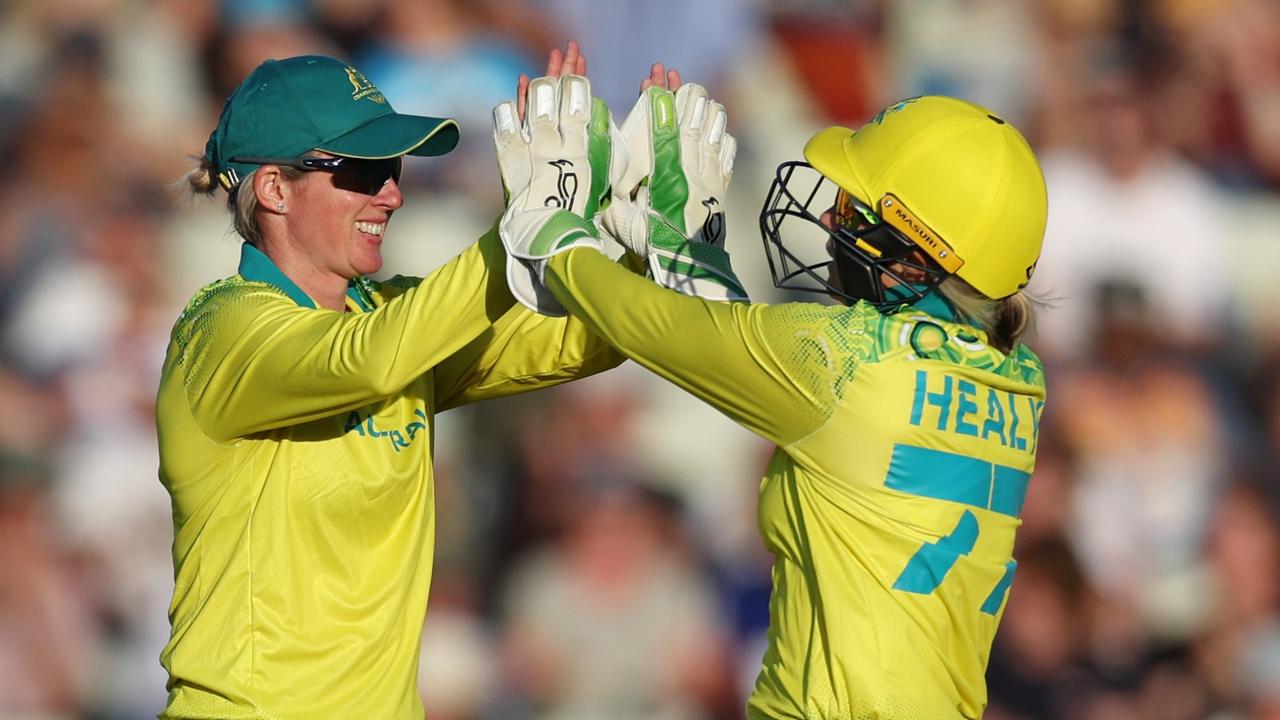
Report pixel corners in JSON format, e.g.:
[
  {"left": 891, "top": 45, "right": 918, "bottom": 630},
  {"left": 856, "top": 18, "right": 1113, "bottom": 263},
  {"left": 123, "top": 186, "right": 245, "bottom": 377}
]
[
  {"left": 517, "top": 41, "right": 587, "bottom": 123},
  {"left": 640, "top": 62, "right": 682, "bottom": 93},
  {"left": 497, "top": 41, "right": 590, "bottom": 207},
  {"left": 492, "top": 42, "right": 618, "bottom": 316}
]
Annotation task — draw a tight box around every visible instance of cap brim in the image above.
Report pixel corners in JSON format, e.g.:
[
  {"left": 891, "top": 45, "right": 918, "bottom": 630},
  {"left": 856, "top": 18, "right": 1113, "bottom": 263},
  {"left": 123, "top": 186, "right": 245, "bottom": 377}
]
[
  {"left": 316, "top": 112, "right": 460, "bottom": 160},
  {"left": 803, "top": 126, "right": 870, "bottom": 199}
]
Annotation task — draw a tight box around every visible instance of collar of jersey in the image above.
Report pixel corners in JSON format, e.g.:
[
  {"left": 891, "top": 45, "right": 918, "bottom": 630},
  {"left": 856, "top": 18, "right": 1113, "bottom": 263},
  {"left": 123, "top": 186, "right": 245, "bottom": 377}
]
[
  {"left": 883, "top": 283, "right": 957, "bottom": 322},
  {"left": 238, "top": 243, "right": 375, "bottom": 311},
  {"left": 911, "top": 290, "right": 956, "bottom": 322}
]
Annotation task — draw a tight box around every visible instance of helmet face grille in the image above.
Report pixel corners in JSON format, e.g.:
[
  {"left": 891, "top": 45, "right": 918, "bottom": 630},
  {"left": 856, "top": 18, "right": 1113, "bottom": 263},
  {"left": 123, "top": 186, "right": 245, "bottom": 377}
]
[{"left": 758, "top": 161, "right": 948, "bottom": 309}]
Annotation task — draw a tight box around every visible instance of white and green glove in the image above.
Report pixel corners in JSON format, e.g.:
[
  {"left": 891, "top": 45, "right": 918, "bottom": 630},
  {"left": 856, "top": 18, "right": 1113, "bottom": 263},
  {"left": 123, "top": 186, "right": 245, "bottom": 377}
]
[
  {"left": 600, "top": 83, "right": 747, "bottom": 302},
  {"left": 492, "top": 74, "right": 618, "bottom": 316}
]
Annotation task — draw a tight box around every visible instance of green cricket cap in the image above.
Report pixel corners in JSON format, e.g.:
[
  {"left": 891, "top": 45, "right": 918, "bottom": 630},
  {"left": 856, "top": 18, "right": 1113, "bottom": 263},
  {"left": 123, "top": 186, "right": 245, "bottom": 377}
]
[{"left": 205, "top": 55, "right": 460, "bottom": 191}]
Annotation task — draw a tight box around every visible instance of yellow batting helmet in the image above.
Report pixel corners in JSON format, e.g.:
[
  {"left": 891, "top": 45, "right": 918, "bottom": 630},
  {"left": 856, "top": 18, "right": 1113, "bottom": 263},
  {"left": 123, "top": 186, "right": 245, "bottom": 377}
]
[{"left": 808, "top": 96, "right": 1046, "bottom": 299}]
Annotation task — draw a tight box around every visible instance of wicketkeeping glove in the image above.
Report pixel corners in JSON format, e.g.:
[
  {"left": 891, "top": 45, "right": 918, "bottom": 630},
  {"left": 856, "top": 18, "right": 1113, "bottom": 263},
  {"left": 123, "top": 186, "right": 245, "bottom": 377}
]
[
  {"left": 600, "top": 83, "right": 747, "bottom": 302},
  {"left": 493, "top": 74, "right": 617, "bottom": 316}
]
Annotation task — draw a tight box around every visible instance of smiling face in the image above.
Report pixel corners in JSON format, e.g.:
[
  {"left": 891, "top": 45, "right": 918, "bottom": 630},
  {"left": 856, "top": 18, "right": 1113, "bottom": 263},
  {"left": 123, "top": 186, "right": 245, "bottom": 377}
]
[
  {"left": 283, "top": 154, "right": 403, "bottom": 279},
  {"left": 249, "top": 153, "right": 406, "bottom": 310}
]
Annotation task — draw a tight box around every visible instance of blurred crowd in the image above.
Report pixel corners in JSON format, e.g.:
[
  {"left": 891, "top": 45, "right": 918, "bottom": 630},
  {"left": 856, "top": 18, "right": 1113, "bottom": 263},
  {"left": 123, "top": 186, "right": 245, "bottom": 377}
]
[{"left": 2, "top": 0, "right": 1280, "bottom": 719}]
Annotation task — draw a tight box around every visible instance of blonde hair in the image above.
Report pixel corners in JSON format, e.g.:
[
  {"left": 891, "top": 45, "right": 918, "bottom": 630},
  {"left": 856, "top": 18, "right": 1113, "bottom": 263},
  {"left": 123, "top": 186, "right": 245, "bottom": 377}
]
[
  {"left": 935, "top": 275, "right": 1041, "bottom": 354},
  {"left": 184, "top": 156, "right": 303, "bottom": 245}
]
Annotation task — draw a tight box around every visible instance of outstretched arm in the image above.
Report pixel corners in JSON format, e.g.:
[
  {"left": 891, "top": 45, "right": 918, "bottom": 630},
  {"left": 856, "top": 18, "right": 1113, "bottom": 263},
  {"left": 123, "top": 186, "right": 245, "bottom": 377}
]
[
  {"left": 544, "top": 247, "right": 837, "bottom": 447},
  {"left": 178, "top": 226, "right": 514, "bottom": 442}
]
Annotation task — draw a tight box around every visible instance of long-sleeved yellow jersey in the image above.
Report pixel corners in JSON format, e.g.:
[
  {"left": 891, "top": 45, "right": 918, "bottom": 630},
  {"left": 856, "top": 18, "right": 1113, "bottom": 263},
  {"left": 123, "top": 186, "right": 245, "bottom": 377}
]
[
  {"left": 546, "top": 249, "right": 1046, "bottom": 720},
  {"left": 156, "top": 230, "right": 624, "bottom": 719}
]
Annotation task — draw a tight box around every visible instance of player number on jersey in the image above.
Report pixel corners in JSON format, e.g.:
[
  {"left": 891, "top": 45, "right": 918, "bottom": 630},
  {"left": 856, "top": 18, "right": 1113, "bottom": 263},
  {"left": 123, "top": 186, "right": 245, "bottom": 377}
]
[{"left": 884, "top": 444, "right": 1026, "bottom": 615}]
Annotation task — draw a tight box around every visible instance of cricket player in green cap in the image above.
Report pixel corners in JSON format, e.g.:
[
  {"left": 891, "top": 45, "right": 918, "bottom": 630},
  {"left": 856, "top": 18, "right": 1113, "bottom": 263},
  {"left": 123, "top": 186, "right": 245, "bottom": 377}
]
[{"left": 156, "top": 43, "right": 637, "bottom": 718}]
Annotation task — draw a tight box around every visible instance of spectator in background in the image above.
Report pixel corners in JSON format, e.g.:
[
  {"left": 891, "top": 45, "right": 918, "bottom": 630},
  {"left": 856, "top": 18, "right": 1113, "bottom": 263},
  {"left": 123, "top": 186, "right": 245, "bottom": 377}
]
[
  {"left": 1192, "top": 481, "right": 1280, "bottom": 714},
  {"left": 751, "top": 2, "right": 883, "bottom": 127},
  {"left": 501, "top": 483, "right": 734, "bottom": 720},
  {"left": 883, "top": 0, "right": 1041, "bottom": 128},
  {"left": 1151, "top": 0, "right": 1280, "bottom": 189},
  {"left": 0, "top": 23, "right": 180, "bottom": 719},
  {"left": 1029, "top": 47, "right": 1232, "bottom": 360},
  {"left": 1055, "top": 279, "right": 1233, "bottom": 642},
  {"left": 47, "top": 195, "right": 176, "bottom": 719},
  {"left": 0, "top": 34, "right": 120, "bottom": 381},
  {"left": 1013, "top": 425, "right": 1076, "bottom": 545},
  {"left": 417, "top": 571, "right": 502, "bottom": 720},
  {"left": 203, "top": 0, "right": 336, "bottom": 100},
  {"left": 354, "top": 0, "right": 540, "bottom": 198},
  {"left": 527, "top": 0, "right": 759, "bottom": 111},
  {"left": 1030, "top": 0, "right": 1125, "bottom": 150},
  {"left": 0, "top": 462, "right": 98, "bottom": 715}
]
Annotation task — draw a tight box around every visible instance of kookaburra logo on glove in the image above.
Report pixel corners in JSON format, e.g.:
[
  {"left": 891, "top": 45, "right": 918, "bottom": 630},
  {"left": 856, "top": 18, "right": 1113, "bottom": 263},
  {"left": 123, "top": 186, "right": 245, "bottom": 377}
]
[
  {"left": 701, "top": 197, "right": 724, "bottom": 246},
  {"left": 491, "top": 73, "right": 617, "bottom": 316},
  {"left": 544, "top": 159, "right": 579, "bottom": 211}
]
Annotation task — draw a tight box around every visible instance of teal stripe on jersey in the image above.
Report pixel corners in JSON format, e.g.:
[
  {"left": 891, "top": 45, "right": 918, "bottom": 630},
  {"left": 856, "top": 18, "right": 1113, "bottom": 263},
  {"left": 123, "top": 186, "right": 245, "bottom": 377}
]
[
  {"left": 992, "top": 464, "right": 1031, "bottom": 516},
  {"left": 885, "top": 444, "right": 1030, "bottom": 518}
]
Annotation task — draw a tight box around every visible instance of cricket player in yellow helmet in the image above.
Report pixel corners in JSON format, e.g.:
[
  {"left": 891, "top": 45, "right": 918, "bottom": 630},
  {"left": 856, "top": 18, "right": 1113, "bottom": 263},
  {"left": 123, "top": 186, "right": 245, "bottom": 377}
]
[{"left": 502, "top": 68, "right": 1049, "bottom": 719}]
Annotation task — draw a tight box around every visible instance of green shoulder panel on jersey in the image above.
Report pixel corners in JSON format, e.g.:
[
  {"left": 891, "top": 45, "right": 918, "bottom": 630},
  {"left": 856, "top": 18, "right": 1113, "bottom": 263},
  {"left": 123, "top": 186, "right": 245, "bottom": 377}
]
[
  {"left": 775, "top": 299, "right": 1045, "bottom": 412},
  {"left": 1005, "top": 342, "right": 1046, "bottom": 388},
  {"left": 170, "top": 279, "right": 300, "bottom": 391},
  {"left": 174, "top": 278, "right": 297, "bottom": 340},
  {"left": 773, "top": 301, "right": 885, "bottom": 410},
  {"left": 872, "top": 304, "right": 1046, "bottom": 387},
  {"left": 173, "top": 276, "right": 241, "bottom": 328}
]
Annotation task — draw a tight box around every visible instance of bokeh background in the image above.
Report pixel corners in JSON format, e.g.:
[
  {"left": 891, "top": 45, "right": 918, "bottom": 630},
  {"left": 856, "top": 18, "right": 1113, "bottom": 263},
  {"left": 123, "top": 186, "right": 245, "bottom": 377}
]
[{"left": 3, "top": 0, "right": 1280, "bottom": 718}]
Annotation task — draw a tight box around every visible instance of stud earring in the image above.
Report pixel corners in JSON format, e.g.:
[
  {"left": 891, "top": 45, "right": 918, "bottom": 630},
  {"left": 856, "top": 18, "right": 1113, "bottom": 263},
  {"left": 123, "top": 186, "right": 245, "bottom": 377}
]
[{"left": 277, "top": 203, "right": 285, "bottom": 212}]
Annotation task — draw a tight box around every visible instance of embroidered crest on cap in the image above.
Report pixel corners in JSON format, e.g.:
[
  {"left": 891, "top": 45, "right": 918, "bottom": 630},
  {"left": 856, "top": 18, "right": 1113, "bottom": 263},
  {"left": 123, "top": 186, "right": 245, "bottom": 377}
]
[{"left": 345, "top": 67, "right": 386, "bottom": 104}]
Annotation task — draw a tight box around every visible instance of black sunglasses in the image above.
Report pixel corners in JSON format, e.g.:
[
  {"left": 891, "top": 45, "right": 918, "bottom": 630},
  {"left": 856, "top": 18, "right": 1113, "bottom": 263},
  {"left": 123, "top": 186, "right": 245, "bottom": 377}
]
[{"left": 230, "top": 155, "right": 403, "bottom": 195}]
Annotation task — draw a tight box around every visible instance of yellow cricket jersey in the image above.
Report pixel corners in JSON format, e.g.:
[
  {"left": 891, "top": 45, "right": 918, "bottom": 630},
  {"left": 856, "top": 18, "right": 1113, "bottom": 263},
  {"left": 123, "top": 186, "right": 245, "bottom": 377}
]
[
  {"left": 546, "top": 249, "right": 1046, "bottom": 720},
  {"left": 156, "top": 229, "right": 625, "bottom": 719}
]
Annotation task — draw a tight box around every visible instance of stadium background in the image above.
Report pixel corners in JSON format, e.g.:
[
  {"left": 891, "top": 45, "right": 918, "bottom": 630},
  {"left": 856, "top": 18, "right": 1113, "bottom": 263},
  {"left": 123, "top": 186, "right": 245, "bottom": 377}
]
[{"left": 3, "top": 0, "right": 1280, "bottom": 718}]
